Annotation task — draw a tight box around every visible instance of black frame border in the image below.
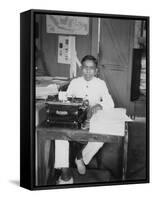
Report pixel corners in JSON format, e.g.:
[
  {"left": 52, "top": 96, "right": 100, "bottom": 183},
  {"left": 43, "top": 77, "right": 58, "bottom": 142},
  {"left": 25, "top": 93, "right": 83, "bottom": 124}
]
[{"left": 20, "top": 9, "right": 150, "bottom": 190}]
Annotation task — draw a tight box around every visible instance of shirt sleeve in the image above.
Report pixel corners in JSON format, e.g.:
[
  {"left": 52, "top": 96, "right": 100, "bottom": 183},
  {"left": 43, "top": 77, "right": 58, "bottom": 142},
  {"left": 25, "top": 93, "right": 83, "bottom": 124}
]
[{"left": 99, "top": 81, "right": 115, "bottom": 109}]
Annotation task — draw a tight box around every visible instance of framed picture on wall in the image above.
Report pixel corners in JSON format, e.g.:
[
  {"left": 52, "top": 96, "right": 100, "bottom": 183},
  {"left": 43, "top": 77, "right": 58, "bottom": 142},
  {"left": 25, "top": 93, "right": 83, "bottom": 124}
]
[{"left": 20, "top": 9, "right": 149, "bottom": 190}]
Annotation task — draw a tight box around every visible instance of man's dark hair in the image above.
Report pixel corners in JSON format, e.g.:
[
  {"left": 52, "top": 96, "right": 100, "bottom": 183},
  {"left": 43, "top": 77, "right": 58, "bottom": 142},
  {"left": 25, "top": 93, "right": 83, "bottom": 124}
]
[{"left": 81, "top": 55, "right": 98, "bottom": 67}]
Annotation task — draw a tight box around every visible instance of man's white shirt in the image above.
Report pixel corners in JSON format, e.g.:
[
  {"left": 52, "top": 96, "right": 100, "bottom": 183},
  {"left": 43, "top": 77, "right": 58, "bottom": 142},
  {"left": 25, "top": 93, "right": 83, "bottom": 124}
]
[{"left": 66, "top": 76, "right": 114, "bottom": 109}]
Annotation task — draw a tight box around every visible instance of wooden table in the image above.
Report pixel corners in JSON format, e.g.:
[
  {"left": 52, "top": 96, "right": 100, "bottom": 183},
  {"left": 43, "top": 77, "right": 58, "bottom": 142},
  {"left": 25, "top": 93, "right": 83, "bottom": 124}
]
[{"left": 36, "top": 123, "right": 129, "bottom": 186}]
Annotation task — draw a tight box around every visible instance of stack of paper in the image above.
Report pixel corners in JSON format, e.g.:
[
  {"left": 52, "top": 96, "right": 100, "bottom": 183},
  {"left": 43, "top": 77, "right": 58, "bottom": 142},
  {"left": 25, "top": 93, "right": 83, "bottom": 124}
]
[
  {"left": 90, "top": 108, "right": 132, "bottom": 136},
  {"left": 36, "top": 84, "right": 58, "bottom": 99}
]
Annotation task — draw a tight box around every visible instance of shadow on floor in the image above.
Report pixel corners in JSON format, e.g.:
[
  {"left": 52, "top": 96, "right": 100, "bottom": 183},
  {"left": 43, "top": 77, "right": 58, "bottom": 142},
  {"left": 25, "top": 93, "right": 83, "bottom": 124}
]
[{"left": 9, "top": 180, "right": 20, "bottom": 186}]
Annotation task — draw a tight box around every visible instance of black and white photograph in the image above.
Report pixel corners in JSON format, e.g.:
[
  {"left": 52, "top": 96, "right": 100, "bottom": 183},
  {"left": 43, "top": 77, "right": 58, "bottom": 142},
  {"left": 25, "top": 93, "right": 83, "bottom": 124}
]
[{"left": 20, "top": 9, "right": 149, "bottom": 190}]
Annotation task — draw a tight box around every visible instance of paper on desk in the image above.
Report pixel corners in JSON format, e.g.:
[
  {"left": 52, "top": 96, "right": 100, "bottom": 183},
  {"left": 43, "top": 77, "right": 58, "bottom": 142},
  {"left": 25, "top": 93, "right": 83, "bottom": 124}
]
[
  {"left": 52, "top": 76, "right": 69, "bottom": 80},
  {"left": 90, "top": 108, "right": 132, "bottom": 136},
  {"left": 36, "top": 84, "right": 58, "bottom": 99}
]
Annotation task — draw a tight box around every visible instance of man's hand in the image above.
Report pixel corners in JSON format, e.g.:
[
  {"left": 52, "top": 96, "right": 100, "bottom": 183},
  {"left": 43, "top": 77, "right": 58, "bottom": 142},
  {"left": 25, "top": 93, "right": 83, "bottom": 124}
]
[{"left": 91, "top": 104, "right": 103, "bottom": 115}]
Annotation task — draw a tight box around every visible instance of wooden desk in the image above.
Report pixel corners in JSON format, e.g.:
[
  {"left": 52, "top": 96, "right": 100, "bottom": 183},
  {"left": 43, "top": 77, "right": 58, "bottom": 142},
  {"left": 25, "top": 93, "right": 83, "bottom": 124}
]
[{"left": 36, "top": 123, "right": 129, "bottom": 186}]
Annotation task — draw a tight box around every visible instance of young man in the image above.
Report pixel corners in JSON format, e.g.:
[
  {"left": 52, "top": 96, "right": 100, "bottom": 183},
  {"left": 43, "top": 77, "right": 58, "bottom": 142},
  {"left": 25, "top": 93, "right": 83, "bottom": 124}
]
[{"left": 55, "top": 55, "right": 114, "bottom": 184}]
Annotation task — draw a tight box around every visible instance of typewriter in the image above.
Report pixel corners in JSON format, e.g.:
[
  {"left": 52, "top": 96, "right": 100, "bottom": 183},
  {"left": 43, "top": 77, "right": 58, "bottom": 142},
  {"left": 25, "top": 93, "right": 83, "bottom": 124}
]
[{"left": 44, "top": 95, "right": 89, "bottom": 129}]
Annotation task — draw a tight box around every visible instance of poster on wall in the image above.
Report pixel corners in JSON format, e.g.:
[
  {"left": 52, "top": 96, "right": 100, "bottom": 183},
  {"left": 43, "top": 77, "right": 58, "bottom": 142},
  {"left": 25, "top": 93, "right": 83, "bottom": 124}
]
[
  {"left": 58, "top": 36, "right": 71, "bottom": 64},
  {"left": 46, "top": 15, "right": 89, "bottom": 35},
  {"left": 57, "top": 35, "right": 81, "bottom": 78}
]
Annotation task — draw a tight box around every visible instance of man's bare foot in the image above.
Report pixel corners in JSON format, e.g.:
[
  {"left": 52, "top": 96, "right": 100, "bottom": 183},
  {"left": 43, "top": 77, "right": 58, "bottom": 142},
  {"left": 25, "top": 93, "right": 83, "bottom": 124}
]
[
  {"left": 75, "top": 157, "right": 86, "bottom": 175},
  {"left": 57, "top": 176, "right": 74, "bottom": 185},
  {"left": 61, "top": 168, "right": 72, "bottom": 179}
]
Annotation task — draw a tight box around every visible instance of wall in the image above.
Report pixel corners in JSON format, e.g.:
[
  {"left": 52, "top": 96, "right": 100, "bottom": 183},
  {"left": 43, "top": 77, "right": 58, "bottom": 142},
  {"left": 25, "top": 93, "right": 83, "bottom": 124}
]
[
  {"left": 37, "top": 14, "right": 98, "bottom": 77},
  {"left": 98, "top": 18, "right": 136, "bottom": 115}
]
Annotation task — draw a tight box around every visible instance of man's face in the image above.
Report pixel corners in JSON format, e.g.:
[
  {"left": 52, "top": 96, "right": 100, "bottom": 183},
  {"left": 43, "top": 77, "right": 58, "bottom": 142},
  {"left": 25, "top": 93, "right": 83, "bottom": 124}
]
[{"left": 82, "top": 60, "right": 97, "bottom": 81}]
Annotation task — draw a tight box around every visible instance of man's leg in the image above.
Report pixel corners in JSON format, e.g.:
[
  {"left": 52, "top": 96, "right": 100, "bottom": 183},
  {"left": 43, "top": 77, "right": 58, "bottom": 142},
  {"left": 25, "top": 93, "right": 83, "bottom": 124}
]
[
  {"left": 55, "top": 140, "right": 69, "bottom": 168},
  {"left": 82, "top": 142, "right": 104, "bottom": 165},
  {"left": 76, "top": 107, "right": 104, "bottom": 173},
  {"left": 75, "top": 142, "right": 104, "bottom": 174},
  {"left": 55, "top": 140, "right": 73, "bottom": 184}
]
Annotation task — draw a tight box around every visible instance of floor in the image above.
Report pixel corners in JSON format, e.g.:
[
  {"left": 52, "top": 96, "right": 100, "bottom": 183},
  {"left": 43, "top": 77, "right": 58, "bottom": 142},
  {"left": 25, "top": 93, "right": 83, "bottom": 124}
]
[{"left": 47, "top": 118, "right": 147, "bottom": 185}]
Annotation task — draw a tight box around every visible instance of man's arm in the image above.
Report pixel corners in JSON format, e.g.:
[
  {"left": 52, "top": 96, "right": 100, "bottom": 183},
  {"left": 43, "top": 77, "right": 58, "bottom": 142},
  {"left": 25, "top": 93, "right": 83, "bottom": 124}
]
[{"left": 99, "top": 81, "right": 114, "bottom": 110}]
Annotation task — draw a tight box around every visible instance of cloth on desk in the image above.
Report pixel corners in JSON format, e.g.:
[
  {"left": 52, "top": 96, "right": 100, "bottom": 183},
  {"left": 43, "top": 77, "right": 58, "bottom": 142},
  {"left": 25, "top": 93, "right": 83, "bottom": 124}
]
[{"left": 90, "top": 108, "right": 132, "bottom": 136}]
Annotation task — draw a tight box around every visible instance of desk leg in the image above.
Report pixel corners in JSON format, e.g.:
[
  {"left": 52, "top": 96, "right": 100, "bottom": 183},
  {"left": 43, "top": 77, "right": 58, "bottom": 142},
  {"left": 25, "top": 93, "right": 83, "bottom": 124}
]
[
  {"left": 122, "top": 122, "right": 129, "bottom": 180},
  {"left": 37, "top": 131, "right": 46, "bottom": 186}
]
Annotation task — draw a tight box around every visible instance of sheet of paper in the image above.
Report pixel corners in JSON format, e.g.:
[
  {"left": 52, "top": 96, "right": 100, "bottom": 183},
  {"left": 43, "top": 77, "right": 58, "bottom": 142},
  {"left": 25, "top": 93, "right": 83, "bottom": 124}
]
[{"left": 90, "top": 108, "right": 132, "bottom": 136}]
